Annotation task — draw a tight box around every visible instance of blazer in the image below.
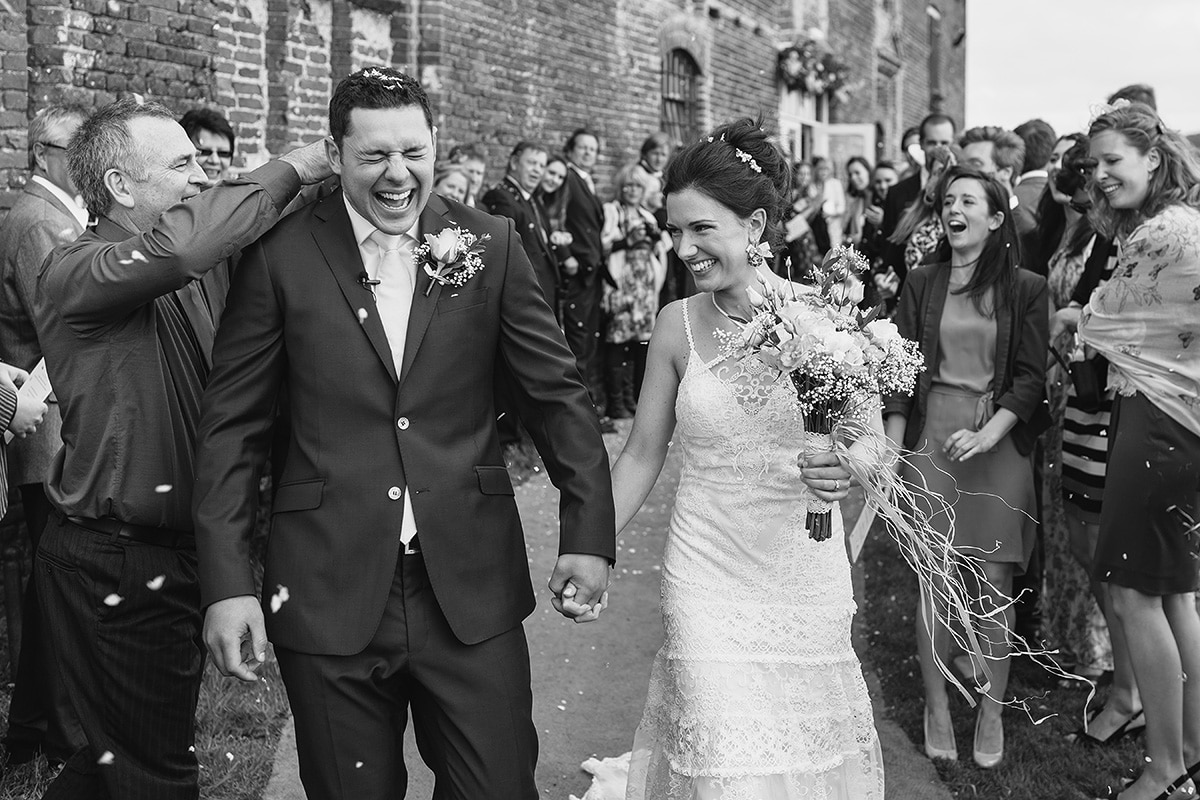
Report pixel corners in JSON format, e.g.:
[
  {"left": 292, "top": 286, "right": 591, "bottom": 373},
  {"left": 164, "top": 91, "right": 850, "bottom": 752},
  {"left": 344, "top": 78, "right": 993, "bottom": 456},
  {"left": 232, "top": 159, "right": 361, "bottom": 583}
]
[
  {"left": 562, "top": 166, "right": 605, "bottom": 270},
  {"left": 0, "top": 180, "right": 84, "bottom": 485},
  {"left": 192, "top": 191, "right": 615, "bottom": 654},
  {"left": 878, "top": 172, "right": 922, "bottom": 282},
  {"left": 480, "top": 177, "right": 558, "bottom": 306},
  {"left": 883, "top": 262, "right": 1052, "bottom": 456}
]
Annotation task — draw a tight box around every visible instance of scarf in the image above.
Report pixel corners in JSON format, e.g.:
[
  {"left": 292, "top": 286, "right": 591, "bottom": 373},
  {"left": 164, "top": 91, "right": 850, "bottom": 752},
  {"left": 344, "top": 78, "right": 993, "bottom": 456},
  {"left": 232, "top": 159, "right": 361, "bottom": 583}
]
[{"left": 1079, "top": 204, "right": 1200, "bottom": 437}]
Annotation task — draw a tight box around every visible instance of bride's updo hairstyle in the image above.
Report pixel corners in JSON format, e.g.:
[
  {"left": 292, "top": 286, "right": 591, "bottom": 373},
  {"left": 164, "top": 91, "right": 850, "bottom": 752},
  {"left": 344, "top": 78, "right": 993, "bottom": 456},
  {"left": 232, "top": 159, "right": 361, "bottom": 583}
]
[
  {"left": 661, "top": 117, "right": 790, "bottom": 247},
  {"left": 1087, "top": 103, "right": 1200, "bottom": 240}
]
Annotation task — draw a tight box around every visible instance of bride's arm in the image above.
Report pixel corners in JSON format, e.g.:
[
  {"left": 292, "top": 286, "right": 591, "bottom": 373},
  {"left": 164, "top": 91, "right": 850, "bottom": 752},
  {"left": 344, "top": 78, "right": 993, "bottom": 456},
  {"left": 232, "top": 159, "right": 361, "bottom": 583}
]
[{"left": 611, "top": 302, "right": 685, "bottom": 535}]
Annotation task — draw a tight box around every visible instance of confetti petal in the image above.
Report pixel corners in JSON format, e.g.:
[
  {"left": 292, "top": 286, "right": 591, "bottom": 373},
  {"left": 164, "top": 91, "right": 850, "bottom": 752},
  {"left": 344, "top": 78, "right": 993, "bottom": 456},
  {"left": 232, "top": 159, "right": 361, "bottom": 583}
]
[
  {"left": 98, "top": 750, "right": 115, "bottom": 765},
  {"left": 270, "top": 585, "right": 290, "bottom": 614},
  {"left": 146, "top": 575, "right": 165, "bottom": 591},
  {"left": 155, "top": 484, "right": 173, "bottom": 494},
  {"left": 130, "top": 250, "right": 148, "bottom": 262},
  {"left": 104, "top": 593, "right": 123, "bottom": 607}
]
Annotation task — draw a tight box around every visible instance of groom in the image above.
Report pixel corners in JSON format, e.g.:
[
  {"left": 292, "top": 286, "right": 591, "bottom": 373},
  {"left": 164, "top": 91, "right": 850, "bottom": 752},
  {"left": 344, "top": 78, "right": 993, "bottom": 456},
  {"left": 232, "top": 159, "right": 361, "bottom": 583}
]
[{"left": 192, "top": 67, "right": 615, "bottom": 799}]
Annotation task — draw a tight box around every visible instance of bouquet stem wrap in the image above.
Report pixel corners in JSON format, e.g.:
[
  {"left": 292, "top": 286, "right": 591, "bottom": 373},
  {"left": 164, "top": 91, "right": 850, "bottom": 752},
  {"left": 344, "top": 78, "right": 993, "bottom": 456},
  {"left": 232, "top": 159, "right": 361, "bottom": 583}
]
[{"left": 793, "top": 373, "right": 837, "bottom": 541}]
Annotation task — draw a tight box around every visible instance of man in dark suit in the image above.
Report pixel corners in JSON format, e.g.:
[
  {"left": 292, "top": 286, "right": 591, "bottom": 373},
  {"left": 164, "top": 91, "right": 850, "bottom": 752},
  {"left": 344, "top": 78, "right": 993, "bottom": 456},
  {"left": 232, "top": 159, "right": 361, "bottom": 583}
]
[
  {"left": 0, "top": 104, "right": 88, "bottom": 765},
  {"left": 480, "top": 140, "right": 558, "bottom": 311},
  {"left": 194, "top": 68, "right": 614, "bottom": 800},
  {"left": 1013, "top": 118, "right": 1056, "bottom": 271},
  {"left": 559, "top": 128, "right": 614, "bottom": 431},
  {"left": 877, "top": 113, "right": 957, "bottom": 294},
  {"left": 31, "top": 97, "right": 330, "bottom": 799}
]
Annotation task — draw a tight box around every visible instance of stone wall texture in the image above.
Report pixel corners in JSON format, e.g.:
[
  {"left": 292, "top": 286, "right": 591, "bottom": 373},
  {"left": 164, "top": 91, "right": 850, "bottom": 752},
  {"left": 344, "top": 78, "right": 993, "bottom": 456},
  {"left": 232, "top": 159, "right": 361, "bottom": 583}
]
[{"left": 0, "top": 0, "right": 966, "bottom": 216}]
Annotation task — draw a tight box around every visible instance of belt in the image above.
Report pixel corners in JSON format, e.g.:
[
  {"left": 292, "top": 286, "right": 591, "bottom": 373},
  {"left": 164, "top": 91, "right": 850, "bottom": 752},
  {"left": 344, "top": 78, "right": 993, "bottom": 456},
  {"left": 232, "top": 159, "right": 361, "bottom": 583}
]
[{"left": 63, "top": 512, "right": 196, "bottom": 550}]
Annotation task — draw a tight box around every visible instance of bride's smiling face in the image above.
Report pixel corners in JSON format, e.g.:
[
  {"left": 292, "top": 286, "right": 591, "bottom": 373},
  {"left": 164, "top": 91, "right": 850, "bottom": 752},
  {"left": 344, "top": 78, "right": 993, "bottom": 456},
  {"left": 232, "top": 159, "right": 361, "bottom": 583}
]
[{"left": 665, "top": 187, "right": 766, "bottom": 292}]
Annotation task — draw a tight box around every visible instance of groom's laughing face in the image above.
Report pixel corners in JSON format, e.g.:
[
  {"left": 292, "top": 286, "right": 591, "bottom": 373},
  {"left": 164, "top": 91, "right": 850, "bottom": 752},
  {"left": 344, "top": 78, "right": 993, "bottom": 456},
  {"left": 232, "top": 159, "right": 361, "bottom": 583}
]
[{"left": 327, "top": 105, "right": 436, "bottom": 235}]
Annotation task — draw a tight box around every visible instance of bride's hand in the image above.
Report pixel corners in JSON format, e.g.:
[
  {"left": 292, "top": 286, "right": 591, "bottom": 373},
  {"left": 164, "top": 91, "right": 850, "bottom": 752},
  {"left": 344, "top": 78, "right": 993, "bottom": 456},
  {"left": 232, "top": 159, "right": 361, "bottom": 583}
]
[{"left": 798, "top": 451, "right": 853, "bottom": 502}]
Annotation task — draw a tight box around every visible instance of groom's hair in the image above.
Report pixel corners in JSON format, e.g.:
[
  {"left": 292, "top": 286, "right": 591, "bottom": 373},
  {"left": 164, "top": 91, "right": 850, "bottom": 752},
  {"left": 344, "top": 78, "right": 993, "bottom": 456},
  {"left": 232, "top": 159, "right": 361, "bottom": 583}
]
[{"left": 330, "top": 66, "right": 432, "bottom": 145}]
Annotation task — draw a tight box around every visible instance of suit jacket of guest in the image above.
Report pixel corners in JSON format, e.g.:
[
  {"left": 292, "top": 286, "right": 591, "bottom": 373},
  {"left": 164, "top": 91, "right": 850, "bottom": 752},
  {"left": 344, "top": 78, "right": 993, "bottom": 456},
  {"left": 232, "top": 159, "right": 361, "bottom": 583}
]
[
  {"left": 562, "top": 166, "right": 604, "bottom": 270},
  {"left": 884, "top": 262, "right": 1051, "bottom": 456},
  {"left": 0, "top": 180, "right": 84, "bottom": 485},
  {"left": 192, "top": 191, "right": 615, "bottom": 654},
  {"left": 1013, "top": 175, "right": 1046, "bottom": 273},
  {"left": 480, "top": 177, "right": 558, "bottom": 306},
  {"left": 878, "top": 172, "right": 923, "bottom": 281}
]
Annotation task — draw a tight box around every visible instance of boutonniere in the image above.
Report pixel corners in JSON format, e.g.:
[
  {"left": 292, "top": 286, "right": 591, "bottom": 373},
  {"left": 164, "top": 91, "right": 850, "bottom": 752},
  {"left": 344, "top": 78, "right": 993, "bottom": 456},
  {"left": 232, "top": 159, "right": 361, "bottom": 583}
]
[{"left": 415, "top": 227, "right": 491, "bottom": 296}]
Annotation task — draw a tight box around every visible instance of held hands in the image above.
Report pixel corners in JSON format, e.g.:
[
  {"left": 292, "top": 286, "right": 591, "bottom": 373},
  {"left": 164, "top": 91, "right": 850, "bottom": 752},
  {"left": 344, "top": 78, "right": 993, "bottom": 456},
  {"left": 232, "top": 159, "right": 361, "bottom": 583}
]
[
  {"left": 204, "top": 595, "right": 269, "bottom": 683},
  {"left": 548, "top": 554, "right": 610, "bottom": 624},
  {"left": 0, "top": 363, "right": 43, "bottom": 438},
  {"left": 280, "top": 138, "right": 336, "bottom": 185},
  {"left": 797, "top": 451, "right": 853, "bottom": 503}
]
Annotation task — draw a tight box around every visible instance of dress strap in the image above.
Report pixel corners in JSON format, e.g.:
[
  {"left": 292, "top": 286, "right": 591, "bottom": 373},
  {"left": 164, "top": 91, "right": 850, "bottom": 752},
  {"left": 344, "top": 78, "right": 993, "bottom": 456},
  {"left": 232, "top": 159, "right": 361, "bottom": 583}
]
[{"left": 681, "top": 296, "right": 697, "bottom": 353}]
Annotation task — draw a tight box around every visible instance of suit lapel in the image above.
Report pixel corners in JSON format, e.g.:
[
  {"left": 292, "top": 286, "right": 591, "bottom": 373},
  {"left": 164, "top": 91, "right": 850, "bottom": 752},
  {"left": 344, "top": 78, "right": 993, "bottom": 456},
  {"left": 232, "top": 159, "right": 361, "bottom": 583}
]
[
  {"left": 311, "top": 191, "right": 399, "bottom": 384},
  {"left": 397, "top": 197, "right": 450, "bottom": 388},
  {"left": 24, "top": 181, "right": 84, "bottom": 236}
]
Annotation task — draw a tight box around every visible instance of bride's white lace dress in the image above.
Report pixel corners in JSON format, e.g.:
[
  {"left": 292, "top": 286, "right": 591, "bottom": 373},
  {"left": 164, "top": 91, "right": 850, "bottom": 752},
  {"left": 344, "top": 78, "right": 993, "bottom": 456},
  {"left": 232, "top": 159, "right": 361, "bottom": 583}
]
[{"left": 625, "top": 298, "right": 884, "bottom": 800}]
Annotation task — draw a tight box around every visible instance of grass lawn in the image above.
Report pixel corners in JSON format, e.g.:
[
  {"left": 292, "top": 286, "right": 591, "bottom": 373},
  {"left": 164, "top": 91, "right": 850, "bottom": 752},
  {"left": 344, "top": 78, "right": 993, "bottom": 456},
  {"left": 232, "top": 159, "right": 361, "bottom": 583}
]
[{"left": 860, "top": 518, "right": 1145, "bottom": 800}]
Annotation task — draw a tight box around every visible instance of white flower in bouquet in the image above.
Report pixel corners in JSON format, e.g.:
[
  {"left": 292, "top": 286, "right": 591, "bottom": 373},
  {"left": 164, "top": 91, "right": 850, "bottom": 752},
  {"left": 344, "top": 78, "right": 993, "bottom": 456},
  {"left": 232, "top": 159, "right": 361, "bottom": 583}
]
[
  {"left": 865, "top": 318, "right": 901, "bottom": 343},
  {"left": 829, "top": 274, "right": 865, "bottom": 308}
]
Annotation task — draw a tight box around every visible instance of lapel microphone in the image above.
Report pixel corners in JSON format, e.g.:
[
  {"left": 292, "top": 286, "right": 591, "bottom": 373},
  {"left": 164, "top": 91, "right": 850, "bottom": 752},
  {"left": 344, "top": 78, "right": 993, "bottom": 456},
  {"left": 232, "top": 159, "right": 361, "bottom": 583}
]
[{"left": 358, "top": 272, "right": 380, "bottom": 299}]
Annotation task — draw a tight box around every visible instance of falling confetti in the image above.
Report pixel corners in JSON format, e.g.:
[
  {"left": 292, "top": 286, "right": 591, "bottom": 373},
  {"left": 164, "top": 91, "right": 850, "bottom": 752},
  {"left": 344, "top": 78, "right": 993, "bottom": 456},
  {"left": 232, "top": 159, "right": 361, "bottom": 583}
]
[
  {"left": 357, "top": 308, "right": 368, "bottom": 324},
  {"left": 98, "top": 751, "right": 115, "bottom": 765},
  {"left": 155, "top": 484, "right": 173, "bottom": 494},
  {"left": 146, "top": 575, "right": 165, "bottom": 591},
  {"left": 355, "top": 761, "right": 364, "bottom": 769},
  {"left": 131, "top": 250, "right": 148, "bottom": 262},
  {"left": 226, "top": 752, "right": 234, "bottom": 761},
  {"left": 104, "top": 593, "right": 123, "bottom": 607},
  {"left": 270, "top": 585, "right": 290, "bottom": 613}
]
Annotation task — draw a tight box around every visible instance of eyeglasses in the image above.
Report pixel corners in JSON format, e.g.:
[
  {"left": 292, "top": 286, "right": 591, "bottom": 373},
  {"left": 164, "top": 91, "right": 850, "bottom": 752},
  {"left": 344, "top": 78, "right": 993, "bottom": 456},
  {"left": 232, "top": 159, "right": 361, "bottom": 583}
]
[
  {"left": 38, "top": 142, "right": 68, "bottom": 151},
  {"left": 196, "top": 148, "right": 233, "bottom": 160}
]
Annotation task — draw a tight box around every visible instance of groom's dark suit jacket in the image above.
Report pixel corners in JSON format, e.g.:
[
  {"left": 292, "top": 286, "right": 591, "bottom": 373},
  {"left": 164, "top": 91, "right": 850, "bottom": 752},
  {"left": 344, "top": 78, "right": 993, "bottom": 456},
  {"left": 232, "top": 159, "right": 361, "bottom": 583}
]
[{"left": 193, "top": 191, "right": 615, "bottom": 654}]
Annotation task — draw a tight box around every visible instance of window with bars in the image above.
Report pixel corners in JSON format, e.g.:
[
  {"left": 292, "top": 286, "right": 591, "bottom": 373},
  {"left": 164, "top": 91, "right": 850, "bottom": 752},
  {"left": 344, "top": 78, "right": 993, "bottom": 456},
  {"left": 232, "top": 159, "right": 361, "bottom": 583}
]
[{"left": 662, "top": 49, "right": 700, "bottom": 148}]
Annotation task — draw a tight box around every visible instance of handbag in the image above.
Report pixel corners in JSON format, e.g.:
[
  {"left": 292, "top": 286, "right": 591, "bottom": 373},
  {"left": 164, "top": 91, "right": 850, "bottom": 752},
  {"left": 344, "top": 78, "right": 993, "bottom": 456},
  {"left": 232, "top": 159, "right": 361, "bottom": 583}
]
[{"left": 1049, "top": 345, "right": 1108, "bottom": 414}]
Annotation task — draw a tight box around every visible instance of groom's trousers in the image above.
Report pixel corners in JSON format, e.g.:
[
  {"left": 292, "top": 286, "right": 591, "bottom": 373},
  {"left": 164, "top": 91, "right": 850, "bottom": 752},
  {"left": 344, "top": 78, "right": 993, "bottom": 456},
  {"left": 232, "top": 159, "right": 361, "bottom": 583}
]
[{"left": 276, "top": 547, "right": 539, "bottom": 800}]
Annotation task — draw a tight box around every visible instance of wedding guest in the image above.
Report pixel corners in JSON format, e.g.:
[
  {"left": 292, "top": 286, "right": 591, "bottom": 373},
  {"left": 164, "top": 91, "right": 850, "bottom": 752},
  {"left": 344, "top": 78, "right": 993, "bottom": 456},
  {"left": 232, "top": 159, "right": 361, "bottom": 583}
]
[
  {"left": 600, "top": 164, "right": 668, "bottom": 418},
  {"left": 1038, "top": 139, "right": 1125, "bottom": 692},
  {"left": 1027, "top": 134, "right": 1088, "bottom": 276},
  {"left": 879, "top": 114, "right": 957, "bottom": 292},
  {"left": 537, "top": 154, "right": 579, "bottom": 302},
  {"left": 448, "top": 142, "right": 487, "bottom": 207},
  {"left": 958, "top": 126, "right": 1025, "bottom": 191},
  {"left": 560, "top": 128, "right": 614, "bottom": 432},
  {"left": 633, "top": 132, "right": 670, "bottom": 213},
  {"left": 1013, "top": 119, "right": 1057, "bottom": 257},
  {"left": 179, "top": 108, "right": 235, "bottom": 187},
  {"left": 899, "top": 126, "right": 923, "bottom": 180},
  {"left": 859, "top": 160, "right": 898, "bottom": 306},
  {"left": 886, "top": 166, "right": 1050, "bottom": 769},
  {"left": 1107, "top": 83, "right": 1156, "bottom": 109},
  {"left": 1077, "top": 103, "right": 1200, "bottom": 800},
  {"left": 779, "top": 160, "right": 820, "bottom": 280},
  {"left": 481, "top": 141, "right": 557, "bottom": 308},
  {"left": 1049, "top": 133, "right": 1082, "bottom": 174},
  {"left": 30, "top": 97, "right": 329, "bottom": 799},
  {"left": 432, "top": 163, "right": 471, "bottom": 204},
  {"left": 811, "top": 156, "right": 846, "bottom": 253},
  {"left": 0, "top": 104, "right": 88, "bottom": 767},
  {"left": 883, "top": 143, "right": 959, "bottom": 295},
  {"left": 844, "top": 155, "right": 873, "bottom": 248}
]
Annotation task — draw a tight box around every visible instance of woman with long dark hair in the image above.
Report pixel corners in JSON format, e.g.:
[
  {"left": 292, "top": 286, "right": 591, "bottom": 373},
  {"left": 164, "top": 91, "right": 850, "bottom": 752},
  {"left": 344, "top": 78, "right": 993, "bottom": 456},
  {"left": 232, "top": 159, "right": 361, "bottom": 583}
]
[
  {"left": 1078, "top": 103, "right": 1200, "bottom": 800},
  {"left": 844, "top": 155, "right": 873, "bottom": 248},
  {"left": 613, "top": 117, "right": 885, "bottom": 799},
  {"left": 886, "top": 165, "right": 1050, "bottom": 769}
]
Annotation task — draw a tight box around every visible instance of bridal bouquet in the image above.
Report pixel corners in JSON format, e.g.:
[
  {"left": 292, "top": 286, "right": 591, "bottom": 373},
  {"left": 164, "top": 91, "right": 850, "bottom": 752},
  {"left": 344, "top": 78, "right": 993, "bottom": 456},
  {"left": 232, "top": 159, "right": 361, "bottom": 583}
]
[{"left": 718, "top": 245, "right": 923, "bottom": 540}]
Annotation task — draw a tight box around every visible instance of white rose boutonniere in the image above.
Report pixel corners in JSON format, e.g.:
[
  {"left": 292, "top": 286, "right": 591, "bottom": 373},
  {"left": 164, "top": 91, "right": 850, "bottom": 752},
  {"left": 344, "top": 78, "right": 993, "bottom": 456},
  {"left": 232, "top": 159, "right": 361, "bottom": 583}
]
[{"left": 414, "top": 226, "right": 491, "bottom": 296}]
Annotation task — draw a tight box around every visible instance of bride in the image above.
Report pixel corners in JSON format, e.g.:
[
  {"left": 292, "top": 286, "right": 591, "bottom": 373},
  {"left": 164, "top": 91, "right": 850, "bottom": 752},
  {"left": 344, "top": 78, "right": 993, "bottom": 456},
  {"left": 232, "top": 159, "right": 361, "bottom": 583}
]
[{"left": 610, "top": 118, "right": 885, "bottom": 799}]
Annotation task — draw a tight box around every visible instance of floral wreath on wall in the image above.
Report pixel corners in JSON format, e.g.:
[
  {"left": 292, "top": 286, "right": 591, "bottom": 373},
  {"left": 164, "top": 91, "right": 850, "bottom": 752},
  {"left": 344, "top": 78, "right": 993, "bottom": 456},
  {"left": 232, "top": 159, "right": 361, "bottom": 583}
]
[{"left": 777, "top": 36, "right": 849, "bottom": 97}]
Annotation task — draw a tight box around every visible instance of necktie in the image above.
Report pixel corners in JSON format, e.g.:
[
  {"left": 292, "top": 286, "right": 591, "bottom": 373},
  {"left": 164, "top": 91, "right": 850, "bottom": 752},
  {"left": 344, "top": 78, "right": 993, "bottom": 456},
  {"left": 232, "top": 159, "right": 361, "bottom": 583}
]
[
  {"left": 367, "top": 230, "right": 420, "bottom": 550},
  {"left": 369, "top": 230, "right": 416, "bottom": 377}
]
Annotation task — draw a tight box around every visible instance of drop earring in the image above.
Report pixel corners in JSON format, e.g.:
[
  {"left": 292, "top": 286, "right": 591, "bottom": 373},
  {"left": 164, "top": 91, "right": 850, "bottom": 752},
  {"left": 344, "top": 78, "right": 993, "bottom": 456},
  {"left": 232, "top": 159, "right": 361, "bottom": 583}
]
[{"left": 746, "top": 241, "right": 771, "bottom": 271}]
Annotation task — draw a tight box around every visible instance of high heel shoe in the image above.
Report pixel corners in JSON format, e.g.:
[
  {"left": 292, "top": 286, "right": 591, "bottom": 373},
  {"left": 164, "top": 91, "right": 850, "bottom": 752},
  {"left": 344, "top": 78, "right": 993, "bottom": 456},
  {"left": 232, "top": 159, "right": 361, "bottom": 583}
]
[
  {"left": 1069, "top": 707, "right": 1146, "bottom": 747},
  {"left": 973, "top": 711, "right": 1003, "bottom": 769},
  {"left": 1095, "top": 764, "right": 1200, "bottom": 800},
  {"left": 923, "top": 705, "right": 957, "bottom": 761}
]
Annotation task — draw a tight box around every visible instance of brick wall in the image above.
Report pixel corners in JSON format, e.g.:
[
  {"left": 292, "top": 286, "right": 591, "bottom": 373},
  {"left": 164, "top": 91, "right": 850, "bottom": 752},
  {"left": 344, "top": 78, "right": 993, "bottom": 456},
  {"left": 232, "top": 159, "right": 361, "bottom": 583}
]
[{"left": 0, "top": 0, "right": 964, "bottom": 216}]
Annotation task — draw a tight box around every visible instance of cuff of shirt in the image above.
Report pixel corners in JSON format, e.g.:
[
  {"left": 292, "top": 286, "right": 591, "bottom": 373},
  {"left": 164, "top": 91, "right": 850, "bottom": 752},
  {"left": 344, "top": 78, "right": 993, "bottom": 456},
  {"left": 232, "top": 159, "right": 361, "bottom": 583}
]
[
  {"left": 233, "top": 160, "right": 304, "bottom": 215},
  {"left": 0, "top": 385, "right": 17, "bottom": 433}
]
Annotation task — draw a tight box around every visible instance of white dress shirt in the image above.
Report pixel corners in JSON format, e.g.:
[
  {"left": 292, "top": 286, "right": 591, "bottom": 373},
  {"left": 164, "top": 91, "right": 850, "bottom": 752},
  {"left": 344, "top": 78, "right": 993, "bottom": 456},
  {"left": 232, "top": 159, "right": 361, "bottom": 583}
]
[{"left": 30, "top": 174, "right": 88, "bottom": 229}]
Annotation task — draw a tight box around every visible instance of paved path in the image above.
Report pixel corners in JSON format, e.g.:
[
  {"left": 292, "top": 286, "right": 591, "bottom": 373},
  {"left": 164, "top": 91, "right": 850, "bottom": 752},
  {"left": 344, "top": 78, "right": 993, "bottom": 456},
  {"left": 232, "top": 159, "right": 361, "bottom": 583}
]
[{"left": 264, "top": 421, "right": 950, "bottom": 799}]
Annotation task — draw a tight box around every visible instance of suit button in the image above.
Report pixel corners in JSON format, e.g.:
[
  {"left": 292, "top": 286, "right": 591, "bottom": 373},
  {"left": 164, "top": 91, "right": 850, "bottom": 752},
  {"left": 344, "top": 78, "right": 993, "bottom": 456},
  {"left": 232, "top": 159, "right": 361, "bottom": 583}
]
[
  {"left": 388, "top": 486, "right": 402, "bottom": 500},
  {"left": 397, "top": 417, "right": 410, "bottom": 430}
]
